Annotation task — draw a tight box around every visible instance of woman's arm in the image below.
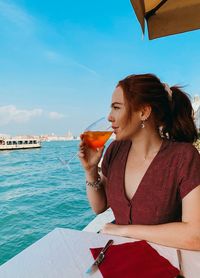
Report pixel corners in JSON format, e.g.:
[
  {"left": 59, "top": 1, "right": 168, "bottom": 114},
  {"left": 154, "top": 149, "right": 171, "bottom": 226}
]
[
  {"left": 79, "top": 137, "right": 108, "bottom": 214},
  {"left": 102, "top": 185, "right": 200, "bottom": 250},
  {"left": 86, "top": 170, "right": 108, "bottom": 214}
]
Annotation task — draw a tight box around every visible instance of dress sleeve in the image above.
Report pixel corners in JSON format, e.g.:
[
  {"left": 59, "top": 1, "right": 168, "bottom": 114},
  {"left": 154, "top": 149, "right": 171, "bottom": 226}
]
[
  {"left": 101, "top": 140, "right": 118, "bottom": 177},
  {"left": 178, "top": 144, "right": 200, "bottom": 199}
]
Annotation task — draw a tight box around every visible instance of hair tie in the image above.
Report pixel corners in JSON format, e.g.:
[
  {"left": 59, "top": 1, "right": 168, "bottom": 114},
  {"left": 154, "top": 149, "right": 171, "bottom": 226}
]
[{"left": 163, "top": 83, "right": 173, "bottom": 101}]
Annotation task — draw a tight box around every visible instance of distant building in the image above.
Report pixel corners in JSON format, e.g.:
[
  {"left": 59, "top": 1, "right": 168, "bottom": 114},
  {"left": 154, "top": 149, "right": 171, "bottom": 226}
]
[
  {"left": 192, "top": 95, "right": 200, "bottom": 131},
  {"left": 65, "top": 130, "right": 74, "bottom": 140},
  {"left": 39, "top": 130, "right": 79, "bottom": 141}
]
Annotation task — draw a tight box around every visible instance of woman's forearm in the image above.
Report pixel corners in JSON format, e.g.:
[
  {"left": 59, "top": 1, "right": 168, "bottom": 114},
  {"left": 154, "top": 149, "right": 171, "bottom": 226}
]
[
  {"left": 102, "top": 222, "right": 200, "bottom": 250},
  {"left": 86, "top": 186, "right": 107, "bottom": 214},
  {"left": 85, "top": 169, "right": 108, "bottom": 214}
]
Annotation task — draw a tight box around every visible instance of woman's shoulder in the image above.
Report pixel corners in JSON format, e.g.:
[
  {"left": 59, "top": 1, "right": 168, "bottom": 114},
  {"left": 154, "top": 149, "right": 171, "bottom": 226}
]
[{"left": 169, "top": 140, "right": 200, "bottom": 157}]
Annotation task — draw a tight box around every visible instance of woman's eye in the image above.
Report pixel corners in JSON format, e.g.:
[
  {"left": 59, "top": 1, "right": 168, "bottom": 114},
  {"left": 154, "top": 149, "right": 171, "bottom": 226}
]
[{"left": 113, "top": 106, "right": 120, "bottom": 110}]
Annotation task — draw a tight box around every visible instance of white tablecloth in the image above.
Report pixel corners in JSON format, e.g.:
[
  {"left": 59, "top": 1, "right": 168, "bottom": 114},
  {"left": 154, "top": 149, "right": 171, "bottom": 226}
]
[{"left": 0, "top": 227, "right": 198, "bottom": 278}]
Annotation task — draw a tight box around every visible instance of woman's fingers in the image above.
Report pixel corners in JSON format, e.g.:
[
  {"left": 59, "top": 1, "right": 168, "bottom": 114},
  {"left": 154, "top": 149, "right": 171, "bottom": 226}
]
[
  {"left": 79, "top": 141, "right": 85, "bottom": 148},
  {"left": 96, "top": 146, "right": 105, "bottom": 156},
  {"left": 78, "top": 144, "right": 85, "bottom": 158},
  {"left": 78, "top": 151, "right": 84, "bottom": 158},
  {"left": 79, "top": 136, "right": 86, "bottom": 157}
]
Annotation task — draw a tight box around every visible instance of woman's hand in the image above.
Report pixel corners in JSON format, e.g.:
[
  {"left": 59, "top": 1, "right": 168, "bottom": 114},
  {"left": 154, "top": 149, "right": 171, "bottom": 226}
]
[{"left": 78, "top": 134, "right": 104, "bottom": 172}]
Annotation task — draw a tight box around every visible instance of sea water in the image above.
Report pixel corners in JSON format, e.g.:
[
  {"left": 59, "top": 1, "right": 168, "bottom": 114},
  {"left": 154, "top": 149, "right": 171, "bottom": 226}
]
[{"left": 0, "top": 141, "right": 96, "bottom": 265}]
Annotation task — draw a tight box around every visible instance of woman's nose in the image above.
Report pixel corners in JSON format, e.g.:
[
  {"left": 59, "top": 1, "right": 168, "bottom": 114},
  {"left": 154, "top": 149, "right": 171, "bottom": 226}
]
[{"left": 108, "top": 112, "right": 113, "bottom": 122}]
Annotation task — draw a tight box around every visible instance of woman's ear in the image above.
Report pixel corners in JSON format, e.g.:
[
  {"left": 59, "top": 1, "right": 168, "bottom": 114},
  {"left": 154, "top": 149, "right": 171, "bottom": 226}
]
[{"left": 140, "top": 105, "right": 152, "bottom": 121}]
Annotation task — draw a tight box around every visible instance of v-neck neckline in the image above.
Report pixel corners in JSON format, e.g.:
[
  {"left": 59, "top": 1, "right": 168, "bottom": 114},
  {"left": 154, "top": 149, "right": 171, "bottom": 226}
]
[{"left": 122, "top": 139, "right": 168, "bottom": 203}]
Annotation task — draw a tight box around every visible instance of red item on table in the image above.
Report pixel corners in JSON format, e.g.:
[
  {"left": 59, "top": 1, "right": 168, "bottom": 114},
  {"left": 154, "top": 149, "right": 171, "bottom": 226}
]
[{"left": 90, "top": 240, "right": 180, "bottom": 278}]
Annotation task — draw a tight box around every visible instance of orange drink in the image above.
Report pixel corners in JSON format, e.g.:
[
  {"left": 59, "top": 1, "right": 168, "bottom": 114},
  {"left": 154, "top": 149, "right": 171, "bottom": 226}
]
[{"left": 83, "top": 131, "right": 113, "bottom": 149}]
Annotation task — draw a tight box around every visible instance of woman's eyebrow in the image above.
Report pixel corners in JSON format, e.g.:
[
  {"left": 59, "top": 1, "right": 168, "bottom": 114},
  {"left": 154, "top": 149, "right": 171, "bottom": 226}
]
[{"left": 111, "top": 102, "right": 123, "bottom": 107}]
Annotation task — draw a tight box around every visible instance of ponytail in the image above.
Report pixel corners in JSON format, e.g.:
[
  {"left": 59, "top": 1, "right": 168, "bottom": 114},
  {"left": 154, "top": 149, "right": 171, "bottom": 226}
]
[{"left": 169, "top": 86, "right": 198, "bottom": 143}]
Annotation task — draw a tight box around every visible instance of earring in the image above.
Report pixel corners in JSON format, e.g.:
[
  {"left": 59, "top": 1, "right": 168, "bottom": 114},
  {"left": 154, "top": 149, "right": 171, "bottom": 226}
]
[
  {"left": 141, "top": 120, "right": 145, "bottom": 129},
  {"left": 159, "top": 126, "right": 164, "bottom": 138}
]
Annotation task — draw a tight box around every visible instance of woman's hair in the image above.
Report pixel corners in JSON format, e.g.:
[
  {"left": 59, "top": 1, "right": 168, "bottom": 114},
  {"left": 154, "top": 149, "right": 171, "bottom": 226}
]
[{"left": 117, "top": 73, "right": 198, "bottom": 143}]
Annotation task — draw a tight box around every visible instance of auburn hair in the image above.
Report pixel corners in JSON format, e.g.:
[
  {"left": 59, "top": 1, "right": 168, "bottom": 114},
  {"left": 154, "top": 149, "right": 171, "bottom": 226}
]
[{"left": 117, "top": 73, "right": 198, "bottom": 143}]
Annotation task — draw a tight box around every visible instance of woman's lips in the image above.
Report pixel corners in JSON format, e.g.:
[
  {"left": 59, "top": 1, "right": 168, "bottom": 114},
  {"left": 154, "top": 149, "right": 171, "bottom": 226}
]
[{"left": 112, "top": 127, "right": 118, "bottom": 133}]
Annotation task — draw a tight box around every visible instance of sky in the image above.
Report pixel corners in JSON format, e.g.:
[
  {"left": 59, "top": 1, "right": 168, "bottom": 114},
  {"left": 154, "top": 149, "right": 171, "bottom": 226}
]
[{"left": 0, "top": 0, "right": 200, "bottom": 136}]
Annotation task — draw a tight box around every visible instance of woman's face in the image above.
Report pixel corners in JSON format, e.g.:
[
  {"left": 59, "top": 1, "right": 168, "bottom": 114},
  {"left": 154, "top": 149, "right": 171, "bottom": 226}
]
[{"left": 108, "top": 86, "right": 142, "bottom": 140}]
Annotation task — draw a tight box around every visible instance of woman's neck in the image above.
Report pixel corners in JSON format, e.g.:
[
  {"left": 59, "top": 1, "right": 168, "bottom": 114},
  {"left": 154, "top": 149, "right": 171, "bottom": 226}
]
[{"left": 130, "top": 132, "right": 163, "bottom": 161}]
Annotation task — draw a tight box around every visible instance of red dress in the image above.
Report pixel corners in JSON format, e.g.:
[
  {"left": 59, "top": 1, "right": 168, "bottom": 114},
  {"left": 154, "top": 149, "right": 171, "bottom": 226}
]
[{"left": 102, "top": 139, "right": 200, "bottom": 225}]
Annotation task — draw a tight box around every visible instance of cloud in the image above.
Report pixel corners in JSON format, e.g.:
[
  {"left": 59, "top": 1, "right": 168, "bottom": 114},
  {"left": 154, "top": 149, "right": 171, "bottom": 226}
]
[
  {"left": 44, "top": 49, "right": 100, "bottom": 77},
  {"left": 48, "top": 111, "right": 65, "bottom": 120},
  {"left": 44, "top": 50, "right": 62, "bottom": 62},
  {"left": 0, "top": 0, "right": 34, "bottom": 29},
  {"left": 72, "top": 61, "right": 100, "bottom": 77},
  {"left": 0, "top": 105, "right": 43, "bottom": 125},
  {"left": 0, "top": 105, "right": 66, "bottom": 126}
]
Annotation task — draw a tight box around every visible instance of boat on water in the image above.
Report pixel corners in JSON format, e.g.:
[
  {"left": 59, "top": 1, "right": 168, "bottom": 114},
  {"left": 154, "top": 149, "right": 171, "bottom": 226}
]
[{"left": 0, "top": 136, "right": 41, "bottom": 151}]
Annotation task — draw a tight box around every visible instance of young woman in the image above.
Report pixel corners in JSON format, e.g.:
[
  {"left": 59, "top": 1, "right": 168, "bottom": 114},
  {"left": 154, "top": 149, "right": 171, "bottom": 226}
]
[{"left": 79, "top": 73, "right": 200, "bottom": 250}]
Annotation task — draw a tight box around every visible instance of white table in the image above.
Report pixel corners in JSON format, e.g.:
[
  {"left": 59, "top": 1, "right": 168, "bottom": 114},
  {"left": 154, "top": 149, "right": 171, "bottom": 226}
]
[{"left": 0, "top": 228, "right": 199, "bottom": 278}]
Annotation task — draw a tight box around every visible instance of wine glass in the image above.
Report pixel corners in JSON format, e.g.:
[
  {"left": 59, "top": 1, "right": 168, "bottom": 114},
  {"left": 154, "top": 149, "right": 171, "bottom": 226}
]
[{"left": 59, "top": 117, "right": 113, "bottom": 171}]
